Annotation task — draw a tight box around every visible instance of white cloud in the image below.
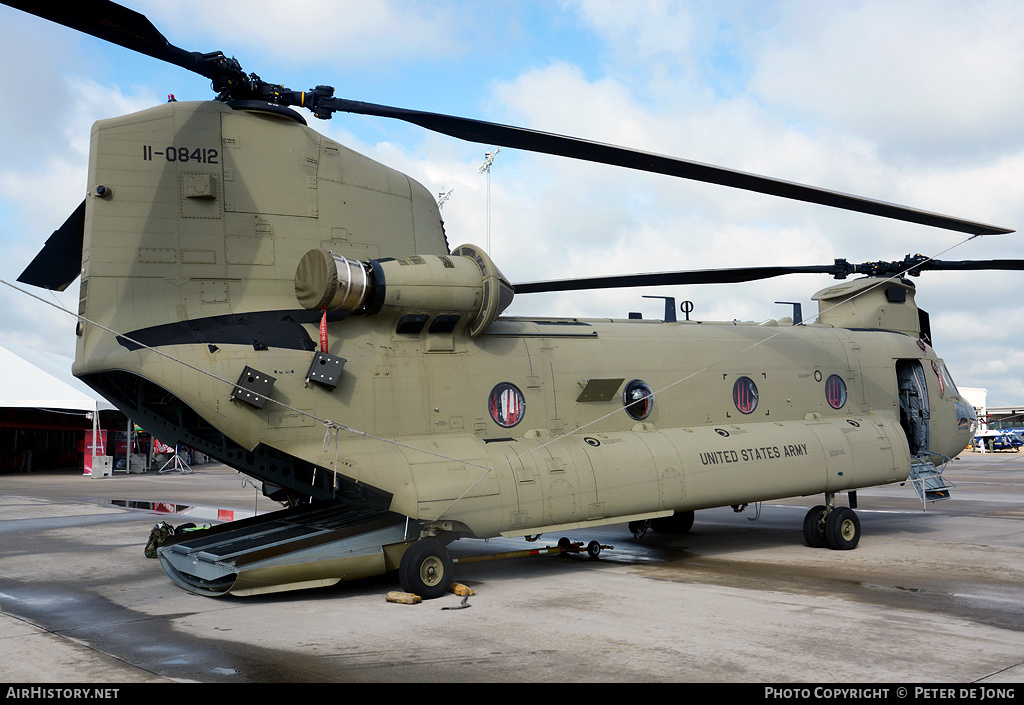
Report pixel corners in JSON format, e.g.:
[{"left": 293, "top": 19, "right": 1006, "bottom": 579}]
[
  {"left": 748, "top": 0, "right": 1024, "bottom": 161},
  {"left": 131, "top": 0, "right": 469, "bottom": 68},
  {"left": 1, "top": 0, "right": 1023, "bottom": 408}
]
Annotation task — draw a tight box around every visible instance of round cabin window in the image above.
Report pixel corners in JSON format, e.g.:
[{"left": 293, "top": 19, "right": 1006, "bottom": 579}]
[
  {"left": 733, "top": 376, "right": 758, "bottom": 414},
  {"left": 623, "top": 379, "right": 654, "bottom": 420},
  {"left": 488, "top": 382, "right": 525, "bottom": 428},
  {"left": 826, "top": 374, "right": 848, "bottom": 409}
]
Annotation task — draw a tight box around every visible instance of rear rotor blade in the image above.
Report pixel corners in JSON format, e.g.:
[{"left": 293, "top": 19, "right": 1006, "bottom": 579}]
[
  {"left": 17, "top": 200, "right": 86, "bottom": 292},
  {"left": 4, "top": 1, "right": 243, "bottom": 85},
  {"left": 329, "top": 100, "right": 1013, "bottom": 237},
  {"left": 5, "top": 2, "right": 1013, "bottom": 237}
]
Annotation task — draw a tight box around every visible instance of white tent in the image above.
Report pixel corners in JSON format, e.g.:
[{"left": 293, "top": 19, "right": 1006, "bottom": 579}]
[{"left": 0, "top": 341, "right": 115, "bottom": 412}]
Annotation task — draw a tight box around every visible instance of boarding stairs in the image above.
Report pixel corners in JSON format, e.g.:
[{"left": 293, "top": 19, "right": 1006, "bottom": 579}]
[{"left": 908, "top": 458, "right": 955, "bottom": 507}]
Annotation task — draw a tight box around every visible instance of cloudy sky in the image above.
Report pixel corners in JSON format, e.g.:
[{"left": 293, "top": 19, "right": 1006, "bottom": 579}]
[{"left": 1, "top": 0, "right": 1023, "bottom": 409}]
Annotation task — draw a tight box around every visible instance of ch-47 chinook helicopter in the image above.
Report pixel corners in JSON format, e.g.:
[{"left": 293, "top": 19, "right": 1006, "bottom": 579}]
[{"left": 7, "top": 1, "right": 1022, "bottom": 599}]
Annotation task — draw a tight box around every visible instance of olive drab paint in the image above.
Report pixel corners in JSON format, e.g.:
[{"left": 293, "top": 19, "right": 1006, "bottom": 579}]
[
  {"left": 71, "top": 102, "right": 973, "bottom": 557},
  {"left": 9, "top": 1, "right": 1017, "bottom": 599}
]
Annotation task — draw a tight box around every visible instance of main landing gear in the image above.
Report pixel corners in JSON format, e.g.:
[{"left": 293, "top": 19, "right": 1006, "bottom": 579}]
[
  {"left": 399, "top": 538, "right": 454, "bottom": 599},
  {"left": 397, "top": 535, "right": 615, "bottom": 599},
  {"left": 628, "top": 510, "right": 695, "bottom": 539},
  {"left": 803, "top": 493, "right": 861, "bottom": 550}
]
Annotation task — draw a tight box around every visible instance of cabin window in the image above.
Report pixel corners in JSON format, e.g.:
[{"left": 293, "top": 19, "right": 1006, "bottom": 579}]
[
  {"left": 954, "top": 400, "right": 975, "bottom": 433},
  {"left": 623, "top": 379, "right": 654, "bottom": 420},
  {"left": 934, "top": 361, "right": 960, "bottom": 397},
  {"left": 825, "top": 375, "right": 848, "bottom": 409},
  {"left": 733, "top": 377, "right": 758, "bottom": 414},
  {"left": 488, "top": 382, "right": 525, "bottom": 428}
]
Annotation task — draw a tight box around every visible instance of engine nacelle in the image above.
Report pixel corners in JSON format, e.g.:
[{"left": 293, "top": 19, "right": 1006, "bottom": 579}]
[{"left": 294, "top": 244, "right": 514, "bottom": 336}]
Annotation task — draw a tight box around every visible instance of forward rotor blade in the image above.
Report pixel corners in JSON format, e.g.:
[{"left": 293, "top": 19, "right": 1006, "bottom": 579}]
[
  {"left": 514, "top": 257, "right": 1024, "bottom": 294},
  {"left": 918, "top": 259, "right": 1024, "bottom": 272},
  {"left": 330, "top": 99, "right": 1013, "bottom": 237},
  {"left": 514, "top": 265, "right": 841, "bottom": 294}
]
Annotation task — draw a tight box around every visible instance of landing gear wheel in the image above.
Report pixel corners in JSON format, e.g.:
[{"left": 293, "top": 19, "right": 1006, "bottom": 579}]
[
  {"left": 399, "top": 539, "right": 453, "bottom": 599},
  {"left": 628, "top": 520, "right": 650, "bottom": 539},
  {"left": 802, "top": 505, "right": 828, "bottom": 548},
  {"left": 652, "top": 510, "right": 695, "bottom": 535},
  {"left": 825, "top": 507, "right": 861, "bottom": 550},
  {"left": 586, "top": 540, "right": 602, "bottom": 560}
]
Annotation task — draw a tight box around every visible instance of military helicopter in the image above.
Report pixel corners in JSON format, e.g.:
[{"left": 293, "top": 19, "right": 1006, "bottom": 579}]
[{"left": 6, "top": 1, "right": 1021, "bottom": 599}]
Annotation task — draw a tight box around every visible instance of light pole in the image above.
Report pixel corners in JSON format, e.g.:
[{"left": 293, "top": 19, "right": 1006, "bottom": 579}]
[
  {"left": 437, "top": 188, "right": 453, "bottom": 214},
  {"left": 478, "top": 147, "right": 501, "bottom": 253}
]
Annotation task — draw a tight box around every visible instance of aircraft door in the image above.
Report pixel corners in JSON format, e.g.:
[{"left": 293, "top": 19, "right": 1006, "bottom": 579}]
[{"left": 896, "top": 360, "right": 930, "bottom": 456}]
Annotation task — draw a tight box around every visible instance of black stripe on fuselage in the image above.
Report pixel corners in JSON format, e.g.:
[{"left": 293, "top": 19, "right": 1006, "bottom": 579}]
[{"left": 116, "top": 309, "right": 348, "bottom": 352}]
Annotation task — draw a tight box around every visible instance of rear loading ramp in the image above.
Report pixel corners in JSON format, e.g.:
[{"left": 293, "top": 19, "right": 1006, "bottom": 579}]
[{"left": 158, "top": 502, "right": 413, "bottom": 596}]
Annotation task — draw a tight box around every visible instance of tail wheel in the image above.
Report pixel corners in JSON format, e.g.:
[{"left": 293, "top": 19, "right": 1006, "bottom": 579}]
[
  {"left": 825, "top": 507, "right": 861, "bottom": 550},
  {"left": 802, "top": 505, "right": 828, "bottom": 548},
  {"left": 399, "top": 539, "right": 453, "bottom": 599}
]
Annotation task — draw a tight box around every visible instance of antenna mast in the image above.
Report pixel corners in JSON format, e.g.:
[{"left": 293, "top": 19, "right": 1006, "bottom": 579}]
[
  {"left": 478, "top": 147, "right": 501, "bottom": 253},
  {"left": 437, "top": 187, "right": 453, "bottom": 214}
]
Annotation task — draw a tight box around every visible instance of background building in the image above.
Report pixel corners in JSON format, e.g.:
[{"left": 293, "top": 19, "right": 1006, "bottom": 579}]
[{"left": 0, "top": 342, "right": 126, "bottom": 472}]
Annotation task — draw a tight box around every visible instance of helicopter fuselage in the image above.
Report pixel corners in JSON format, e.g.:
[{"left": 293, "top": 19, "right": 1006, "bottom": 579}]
[{"left": 70, "top": 100, "right": 974, "bottom": 544}]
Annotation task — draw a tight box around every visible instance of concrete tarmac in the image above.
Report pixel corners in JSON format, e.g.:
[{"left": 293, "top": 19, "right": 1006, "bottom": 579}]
[{"left": 0, "top": 452, "right": 1022, "bottom": 683}]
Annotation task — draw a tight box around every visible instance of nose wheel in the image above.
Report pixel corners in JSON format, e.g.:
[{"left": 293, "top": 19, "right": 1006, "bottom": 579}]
[
  {"left": 802, "top": 505, "right": 829, "bottom": 548},
  {"left": 803, "top": 497, "right": 860, "bottom": 550},
  {"left": 825, "top": 506, "right": 861, "bottom": 550}
]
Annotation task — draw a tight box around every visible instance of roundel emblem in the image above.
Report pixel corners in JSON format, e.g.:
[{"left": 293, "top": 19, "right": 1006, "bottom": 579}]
[{"left": 488, "top": 382, "right": 525, "bottom": 428}]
